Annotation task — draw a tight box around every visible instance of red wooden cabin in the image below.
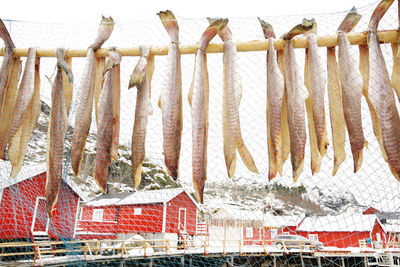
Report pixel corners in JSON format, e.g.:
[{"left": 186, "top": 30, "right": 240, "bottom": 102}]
[
  {"left": 295, "top": 214, "right": 386, "bottom": 248},
  {"left": 243, "top": 214, "right": 305, "bottom": 246},
  {"left": 0, "top": 162, "right": 85, "bottom": 242},
  {"left": 75, "top": 188, "right": 201, "bottom": 240}
]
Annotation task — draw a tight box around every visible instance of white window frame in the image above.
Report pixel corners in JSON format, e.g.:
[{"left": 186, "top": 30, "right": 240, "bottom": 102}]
[
  {"left": 246, "top": 228, "right": 253, "bottom": 238},
  {"left": 309, "top": 234, "right": 319, "bottom": 241},
  {"left": 376, "top": 233, "right": 382, "bottom": 241},
  {"left": 271, "top": 229, "right": 278, "bottom": 238},
  {"left": 31, "top": 196, "right": 50, "bottom": 235},
  {"left": 178, "top": 208, "right": 187, "bottom": 232},
  {"left": 134, "top": 208, "right": 142, "bottom": 215},
  {"left": 78, "top": 207, "right": 83, "bottom": 220},
  {"left": 92, "top": 209, "right": 103, "bottom": 222}
]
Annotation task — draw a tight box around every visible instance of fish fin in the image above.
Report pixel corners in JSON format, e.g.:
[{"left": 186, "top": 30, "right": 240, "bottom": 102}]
[
  {"left": 236, "top": 124, "right": 259, "bottom": 174},
  {"left": 133, "top": 164, "right": 142, "bottom": 189},
  {"left": 337, "top": 7, "right": 362, "bottom": 33},
  {"left": 198, "top": 18, "right": 228, "bottom": 51},
  {"left": 282, "top": 19, "right": 313, "bottom": 40},
  {"left": 157, "top": 10, "right": 179, "bottom": 43},
  {"left": 353, "top": 147, "right": 364, "bottom": 173},
  {"left": 158, "top": 94, "right": 162, "bottom": 109},
  {"left": 258, "top": 18, "right": 276, "bottom": 39}
]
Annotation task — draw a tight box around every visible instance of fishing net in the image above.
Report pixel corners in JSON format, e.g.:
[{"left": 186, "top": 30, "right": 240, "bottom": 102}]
[{"left": 0, "top": 1, "right": 400, "bottom": 266}]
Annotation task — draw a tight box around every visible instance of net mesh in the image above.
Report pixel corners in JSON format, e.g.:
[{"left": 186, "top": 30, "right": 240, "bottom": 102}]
[{"left": 0, "top": 1, "right": 400, "bottom": 266}]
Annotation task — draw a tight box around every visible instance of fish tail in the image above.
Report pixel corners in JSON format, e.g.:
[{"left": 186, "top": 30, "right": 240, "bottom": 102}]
[
  {"left": 129, "top": 47, "right": 150, "bottom": 89},
  {"left": 337, "top": 7, "right": 362, "bottom": 33},
  {"left": 282, "top": 19, "right": 313, "bottom": 40},
  {"left": 293, "top": 160, "right": 304, "bottom": 182},
  {"left": 198, "top": 18, "right": 228, "bottom": 51},
  {"left": 258, "top": 18, "right": 275, "bottom": 39},
  {"left": 193, "top": 179, "right": 205, "bottom": 204},
  {"left": 368, "top": 0, "right": 394, "bottom": 32},
  {"left": 158, "top": 10, "right": 179, "bottom": 43},
  {"left": 207, "top": 17, "right": 232, "bottom": 41},
  {"left": 133, "top": 164, "right": 142, "bottom": 189},
  {"left": 0, "top": 18, "right": 15, "bottom": 48},
  {"left": 236, "top": 131, "right": 259, "bottom": 174},
  {"left": 56, "top": 49, "right": 74, "bottom": 83},
  {"left": 353, "top": 146, "right": 364, "bottom": 173}
]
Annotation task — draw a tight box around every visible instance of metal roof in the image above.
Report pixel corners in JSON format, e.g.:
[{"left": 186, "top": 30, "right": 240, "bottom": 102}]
[
  {"left": 85, "top": 188, "right": 197, "bottom": 207},
  {"left": 0, "top": 161, "right": 87, "bottom": 201},
  {"left": 297, "top": 213, "right": 380, "bottom": 232}
]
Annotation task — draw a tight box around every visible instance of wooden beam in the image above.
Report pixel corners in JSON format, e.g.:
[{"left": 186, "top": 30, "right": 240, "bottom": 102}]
[{"left": 0, "top": 29, "right": 398, "bottom": 58}]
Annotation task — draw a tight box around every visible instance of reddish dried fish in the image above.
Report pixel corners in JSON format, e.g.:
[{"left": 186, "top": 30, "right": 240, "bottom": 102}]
[
  {"left": 70, "top": 48, "right": 96, "bottom": 177},
  {"left": 129, "top": 46, "right": 154, "bottom": 189},
  {"left": 91, "top": 16, "right": 114, "bottom": 51},
  {"left": 93, "top": 50, "right": 122, "bottom": 193},
  {"left": 367, "top": 0, "right": 400, "bottom": 179},
  {"left": 304, "top": 20, "right": 329, "bottom": 157},
  {"left": 8, "top": 56, "right": 41, "bottom": 178},
  {"left": 282, "top": 20, "right": 312, "bottom": 181},
  {"left": 46, "top": 48, "right": 68, "bottom": 217},
  {"left": 0, "top": 54, "right": 21, "bottom": 160},
  {"left": 71, "top": 17, "right": 114, "bottom": 177},
  {"left": 157, "top": 10, "right": 182, "bottom": 179},
  {"left": 209, "top": 18, "right": 258, "bottom": 178},
  {"left": 337, "top": 25, "right": 365, "bottom": 172},
  {"left": 189, "top": 19, "right": 228, "bottom": 203},
  {"left": 259, "top": 19, "right": 283, "bottom": 180}
]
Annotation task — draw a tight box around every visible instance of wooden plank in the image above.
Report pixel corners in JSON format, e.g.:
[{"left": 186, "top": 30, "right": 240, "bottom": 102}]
[{"left": 0, "top": 29, "right": 397, "bottom": 58}]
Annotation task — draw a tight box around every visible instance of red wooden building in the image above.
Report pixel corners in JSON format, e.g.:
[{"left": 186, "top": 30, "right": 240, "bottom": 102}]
[
  {"left": 243, "top": 214, "right": 305, "bottom": 246},
  {"left": 295, "top": 214, "right": 386, "bottom": 248},
  {"left": 0, "top": 162, "right": 85, "bottom": 241},
  {"left": 75, "top": 188, "right": 201, "bottom": 240}
]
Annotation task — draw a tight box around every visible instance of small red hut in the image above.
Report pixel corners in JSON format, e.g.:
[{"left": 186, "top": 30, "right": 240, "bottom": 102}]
[
  {"left": 75, "top": 188, "right": 201, "bottom": 240},
  {"left": 295, "top": 214, "right": 386, "bottom": 248},
  {"left": 0, "top": 162, "right": 85, "bottom": 242}
]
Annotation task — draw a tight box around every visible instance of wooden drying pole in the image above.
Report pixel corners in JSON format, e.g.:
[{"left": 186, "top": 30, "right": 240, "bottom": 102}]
[{"left": 0, "top": 29, "right": 398, "bottom": 58}]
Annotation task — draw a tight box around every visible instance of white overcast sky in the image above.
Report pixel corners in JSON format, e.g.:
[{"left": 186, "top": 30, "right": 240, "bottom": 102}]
[{"left": 1, "top": 0, "right": 380, "bottom": 23}]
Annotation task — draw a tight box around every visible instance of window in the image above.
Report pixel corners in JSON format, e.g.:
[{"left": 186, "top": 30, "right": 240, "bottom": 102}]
[
  {"left": 309, "top": 234, "right": 319, "bottom": 241},
  {"left": 92, "top": 209, "right": 103, "bottom": 222},
  {"left": 271, "top": 229, "right": 278, "bottom": 238},
  {"left": 78, "top": 207, "right": 83, "bottom": 220},
  {"left": 246, "top": 228, "right": 253, "bottom": 238},
  {"left": 134, "top": 208, "right": 142, "bottom": 215},
  {"left": 282, "top": 232, "right": 290, "bottom": 236},
  {"left": 376, "top": 233, "right": 381, "bottom": 241}
]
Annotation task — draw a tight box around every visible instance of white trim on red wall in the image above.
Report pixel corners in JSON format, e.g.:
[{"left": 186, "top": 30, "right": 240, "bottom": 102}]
[
  {"left": 31, "top": 196, "right": 50, "bottom": 235},
  {"left": 0, "top": 189, "right": 3, "bottom": 205},
  {"left": 162, "top": 201, "right": 167, "bottom": 233},
  {"left": 73, "top": 200, "right": 81, "bottom": 239}
]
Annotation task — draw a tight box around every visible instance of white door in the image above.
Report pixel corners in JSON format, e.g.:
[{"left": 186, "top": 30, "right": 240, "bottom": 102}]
[
  {"left": 178, "top": 208, "right": 187, "bottom": 233},
  {"left": 31, "top": 197, "right": 50, "bottom": 235}
]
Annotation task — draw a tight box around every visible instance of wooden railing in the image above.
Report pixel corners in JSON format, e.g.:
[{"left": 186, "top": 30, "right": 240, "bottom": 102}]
[{"left": 0, "top": 238, "right": 326, "bottom": 266}]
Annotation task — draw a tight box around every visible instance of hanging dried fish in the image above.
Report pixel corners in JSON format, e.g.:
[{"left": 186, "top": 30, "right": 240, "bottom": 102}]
[
  {"left": 46, "top": 48, "right": 69, "bottom": 217},
  {"left": 110, "top": 57, "right": 120, "bottom": 161},
  {"left": 93, "top": 50, "right": 122, "bottom": 193},
  {"left": 8, "top": 55, "right": 41, "bottom": 178},
  {"left": 209, "top": 17, "right": 258, "bottom": 178},
  {"left": 276, "top": 48, "right": 290, "bottom": 168},
  {"left": 157, "top": 10, "right": 182, "bottom": 179},
  {"left": 0, "top": 20, "right": 20, "bottom": 160},
  {"left": 337, "top": 15, "right": 366, "bottom": 173},
  {"left": 259, "top": 19, "right": 283, "bottom": 180},
  {"left": 189, "top": 19, "right": 228, "bottom": 203},
  {"left": 304, "top": 20, "right": 322, "bottom": 175},
  {"left": 367, "top": 0, "right": 400, "bottom": 180},
  {"left": 62, "top": 54, "right": 74, "bottom": 114},
  {"left": 327, "top": 8, "right": 361, "bottom": 175},
  {"left": 129, "top": 46, "right": 154, "bottom": 189},
  {"left": 71, "top": 17, "right": 114, "bottom": 177},
  {"left": 282, "top": 20, "right": 312, "bottom": 181}
]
